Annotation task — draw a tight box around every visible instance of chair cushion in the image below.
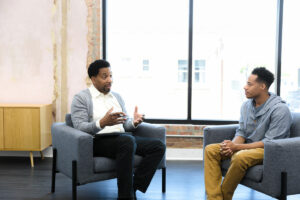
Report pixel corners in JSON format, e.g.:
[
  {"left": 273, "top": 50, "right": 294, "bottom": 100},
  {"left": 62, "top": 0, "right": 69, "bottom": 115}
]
[
  {"left": 93, "top": 155, "right": 143, "bottom": 173},
  {"left": 221, "top": 159, "right": 263, "bottom": 183}
]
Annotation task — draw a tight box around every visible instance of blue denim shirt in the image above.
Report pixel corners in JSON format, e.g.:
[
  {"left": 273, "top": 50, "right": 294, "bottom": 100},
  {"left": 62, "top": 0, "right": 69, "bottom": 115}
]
[{"left": 235, "top": 93, "right": 292, "bottom": 143}]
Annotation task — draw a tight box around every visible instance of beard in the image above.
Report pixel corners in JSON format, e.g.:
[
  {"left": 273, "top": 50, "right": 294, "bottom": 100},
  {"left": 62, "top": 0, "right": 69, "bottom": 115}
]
[{"left": 103, "top": 84, "right": 111, "bottom": 93}]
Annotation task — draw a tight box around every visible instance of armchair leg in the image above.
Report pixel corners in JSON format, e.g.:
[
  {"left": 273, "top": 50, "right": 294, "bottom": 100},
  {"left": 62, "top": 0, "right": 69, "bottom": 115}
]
[
  {"left": 72, "top": 160, "right": 77, "bottom": 200},
  {"left": 51, "top": 148, "right": 57, "bottom": 193},
  {"left": 162, "top": 167, "right": 166, "bottom": 193},
  {"left": 279, "top": 171, "right": 287, "bottom": 200}
]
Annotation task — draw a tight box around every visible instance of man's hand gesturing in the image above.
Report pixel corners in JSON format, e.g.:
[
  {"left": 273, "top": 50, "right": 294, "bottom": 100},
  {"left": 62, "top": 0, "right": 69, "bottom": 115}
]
[
  {"left": 133, "top": 106, "right": 144, "bottom": 127},
  {"left": 99, "top": 107, "right": 127, "bottom": 128}
]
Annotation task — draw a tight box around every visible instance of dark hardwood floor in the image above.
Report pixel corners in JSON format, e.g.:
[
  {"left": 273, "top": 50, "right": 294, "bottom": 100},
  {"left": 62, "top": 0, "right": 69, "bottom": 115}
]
[{"left": 0, "top": 157, "right": 299, "bottom": 200}]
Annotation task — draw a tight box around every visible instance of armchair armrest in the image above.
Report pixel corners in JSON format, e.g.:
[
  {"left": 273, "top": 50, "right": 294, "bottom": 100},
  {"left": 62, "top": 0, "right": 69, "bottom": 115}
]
[
  {"left": 262, "top": 137, "right": 300, "bottom": 196},
  {"left": 203, "top": 124, "right": 238, "bottom": 148},
  {"left": 133, "top": 122, "right": 166, "bottom": 142},
  {"left": 51, "top": 122, "right": 94, "bottom": 183},
  {"left": 133, "top": 122, "right": 166, "bottom": 168}
]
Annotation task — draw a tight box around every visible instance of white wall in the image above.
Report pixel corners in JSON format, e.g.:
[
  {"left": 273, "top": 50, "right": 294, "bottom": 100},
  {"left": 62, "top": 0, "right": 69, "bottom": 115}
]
[
  {"left": 0, "top": 0, "right": 54, "bottom": 104},
  {"left": 0, "top": 0, "right": 92, "bottom": 157}
]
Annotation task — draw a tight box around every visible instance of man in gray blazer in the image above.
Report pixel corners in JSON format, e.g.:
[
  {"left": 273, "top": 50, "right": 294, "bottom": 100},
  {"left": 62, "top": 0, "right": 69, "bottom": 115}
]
[{"left": 71, "top": 60, "right": 166, "bottom": 200}]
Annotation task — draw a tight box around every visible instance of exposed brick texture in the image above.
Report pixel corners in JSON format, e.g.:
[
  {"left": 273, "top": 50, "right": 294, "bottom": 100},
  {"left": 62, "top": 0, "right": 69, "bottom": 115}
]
[
  {"left": 164, "top": 124, "right": 206, "bottom": 136},
  {"left": 167, "top": 137, "right": 203, "bottom": 149},
  {"left": 161, "top": 124, "right": 208, "bottom": 149}
]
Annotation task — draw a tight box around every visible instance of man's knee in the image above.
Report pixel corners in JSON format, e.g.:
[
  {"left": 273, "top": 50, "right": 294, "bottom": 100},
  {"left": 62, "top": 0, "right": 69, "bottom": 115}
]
[
  {"left": 205, "top": 143, "right": 220, "bottom": 157},
  {"left": 146, "top": 139, "right": 166, "bottom": 156},
  {"left": 118, "top": 135, "right": 136, "bottom": 152},
  {"left": 154, "top": 139, "right": 166, "bottom": 155}
]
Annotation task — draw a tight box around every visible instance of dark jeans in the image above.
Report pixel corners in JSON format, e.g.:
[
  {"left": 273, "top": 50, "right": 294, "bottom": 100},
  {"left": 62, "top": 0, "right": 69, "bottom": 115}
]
[{"left": 93, "top": 133, "right": 166, "bottom": 199}]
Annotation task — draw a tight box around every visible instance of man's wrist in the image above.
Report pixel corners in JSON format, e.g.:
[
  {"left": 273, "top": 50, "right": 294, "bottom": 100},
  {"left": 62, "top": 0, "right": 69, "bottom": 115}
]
[
  {"left": 235, "top": 143, "right": 252, "bottom": 151},
  {"left": 99, "top": 119, "right": 105, "bottom": 129},
  {"left": 234, "top": 144, "right": 241, "bottom": 151},
  {"left": 133, "top": 121, "right": 138, "bottom": 128}
]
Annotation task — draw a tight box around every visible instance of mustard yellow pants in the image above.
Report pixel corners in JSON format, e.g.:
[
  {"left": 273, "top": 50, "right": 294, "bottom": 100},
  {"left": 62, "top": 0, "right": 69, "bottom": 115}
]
[{"left": 204, "top": 143, "right": 264, "bottom": 200}]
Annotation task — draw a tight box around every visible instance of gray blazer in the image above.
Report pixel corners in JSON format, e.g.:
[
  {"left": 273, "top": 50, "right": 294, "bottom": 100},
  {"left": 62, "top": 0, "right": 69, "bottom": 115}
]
[{"left": 71, "top": 89, "right": 136, "bottom": 136}]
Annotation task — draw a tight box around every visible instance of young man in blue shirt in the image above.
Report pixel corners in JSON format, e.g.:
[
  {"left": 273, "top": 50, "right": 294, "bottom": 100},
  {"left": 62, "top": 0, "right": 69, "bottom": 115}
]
[{"left": 204, "top": 67, "right": 292, "bottom": 200}]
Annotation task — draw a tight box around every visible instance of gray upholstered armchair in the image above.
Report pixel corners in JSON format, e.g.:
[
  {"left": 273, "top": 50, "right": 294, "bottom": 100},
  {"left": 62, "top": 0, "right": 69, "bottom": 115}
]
[
  {"left": 203, "top": 112, "right": 300, "bottom": 200},
  {"left": 51, "top": 114, "right": 166, "bottom": 200}
]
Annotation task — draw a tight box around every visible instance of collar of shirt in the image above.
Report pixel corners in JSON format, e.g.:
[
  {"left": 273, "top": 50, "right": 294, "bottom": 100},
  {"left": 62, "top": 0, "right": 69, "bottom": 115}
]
[{"left": 89, "top": 84, "right": 113, "bottom": 98}]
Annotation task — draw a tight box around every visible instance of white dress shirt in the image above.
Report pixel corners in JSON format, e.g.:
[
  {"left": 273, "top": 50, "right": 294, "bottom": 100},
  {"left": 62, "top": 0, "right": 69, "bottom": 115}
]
[{"left": 89, "top": 84, "right": 125, "bottom": 134}]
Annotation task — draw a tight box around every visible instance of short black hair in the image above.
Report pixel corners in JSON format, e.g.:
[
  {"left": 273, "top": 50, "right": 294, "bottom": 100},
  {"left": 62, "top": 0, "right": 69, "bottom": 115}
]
[
  {"left": 88, "top": 60, "right": 111, "bottom": 78},
  {"left": 251, "top": 67, "right": 274, "bottom": 89}
]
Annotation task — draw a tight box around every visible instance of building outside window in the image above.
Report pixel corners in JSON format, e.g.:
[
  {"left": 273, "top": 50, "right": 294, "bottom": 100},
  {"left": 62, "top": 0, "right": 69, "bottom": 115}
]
[
  {"left": 178, "top": 60, "right": 188, "bottom": 83},
  {"left": 143, "top": 59, "right": 149, "bottom": 71},
  {"left": 194, "top": 60, "right": 206, "bottom": 84}
]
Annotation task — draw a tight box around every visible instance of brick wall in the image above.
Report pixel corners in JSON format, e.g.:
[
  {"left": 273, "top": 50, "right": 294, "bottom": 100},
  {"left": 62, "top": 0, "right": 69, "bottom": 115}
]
[
  {"left": 164, "top": 124, "right": 206, "bottom": 136},
  {"left": 162, "top": 124, "right": 207, "bottom": 149}
]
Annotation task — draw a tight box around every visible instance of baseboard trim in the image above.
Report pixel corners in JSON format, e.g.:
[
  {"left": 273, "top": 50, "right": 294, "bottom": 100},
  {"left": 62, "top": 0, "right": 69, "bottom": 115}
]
[
  {"left": 166, "top": 148, "right": 203, "bottom": 161},
  {"left": 0, "top": 147, "right": 204, "bottom": 161}
]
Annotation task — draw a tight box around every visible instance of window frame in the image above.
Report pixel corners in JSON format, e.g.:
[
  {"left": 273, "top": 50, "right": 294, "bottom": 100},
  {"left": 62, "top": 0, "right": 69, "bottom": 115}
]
[{"left": 102, "top": 0, "right": 284, "bottom": 125}]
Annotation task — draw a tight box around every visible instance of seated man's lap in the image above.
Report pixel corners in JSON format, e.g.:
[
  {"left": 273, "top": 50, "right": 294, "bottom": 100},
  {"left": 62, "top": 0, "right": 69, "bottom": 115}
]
[
  {"left": 231, "top": 148, "right": 264, "bottom": 166},
  {"left": 93, "top": 134, "right": 165, "bottom": 158},
  {"left": 93, "top": 133, "right": 135, "bottom": 157}
]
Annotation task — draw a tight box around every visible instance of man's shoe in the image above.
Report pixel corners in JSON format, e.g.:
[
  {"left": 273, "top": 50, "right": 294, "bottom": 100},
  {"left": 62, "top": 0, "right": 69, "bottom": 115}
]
[
  {"left": 117, "top": 197, "right": 136, "bottom": 200},
  {"left": 117, "top": 191, "right": 137, "bottom": 200}
]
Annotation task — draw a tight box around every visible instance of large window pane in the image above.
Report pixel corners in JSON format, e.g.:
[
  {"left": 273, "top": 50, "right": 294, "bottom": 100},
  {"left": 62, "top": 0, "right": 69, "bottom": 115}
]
[
  {"left": 281, "top": 0, "right": 300, "bottom": 112},
  {"left": 192, "top": 0, "right": 277, "bottom": 120},
  {"left": 106, "top": 0, "right": 188, "bottom": 119}
]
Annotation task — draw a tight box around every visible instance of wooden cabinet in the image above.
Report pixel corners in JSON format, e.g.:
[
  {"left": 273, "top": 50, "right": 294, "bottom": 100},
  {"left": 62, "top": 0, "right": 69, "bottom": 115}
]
[
  {"left": 0, "top": 108, "right": 3, "bottom": 149},
  {"left": 0, "top": 104, "right": 52, "bottom": 167}
]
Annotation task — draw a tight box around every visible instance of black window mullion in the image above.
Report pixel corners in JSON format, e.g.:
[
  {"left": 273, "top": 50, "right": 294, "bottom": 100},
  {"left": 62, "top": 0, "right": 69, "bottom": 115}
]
[
  {"left": 187, "top": 0, "right": 193, "bottom": 120},
  {"left": 275, "top": 0, "right": 284, "bottom": 96},
  {"left": 102, "top": 0, "right": 107, "bottom": 60}
]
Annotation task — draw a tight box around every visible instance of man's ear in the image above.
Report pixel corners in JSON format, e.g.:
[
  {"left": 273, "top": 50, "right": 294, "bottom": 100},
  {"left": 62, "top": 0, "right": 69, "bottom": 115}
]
[
  {"left": 90, "top": 76, "right": 96, "bottom": 84},
  {"left": 260, "top": 82, "right": 267, "bottom": 90}
]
